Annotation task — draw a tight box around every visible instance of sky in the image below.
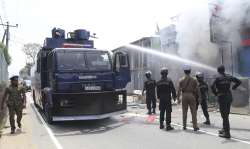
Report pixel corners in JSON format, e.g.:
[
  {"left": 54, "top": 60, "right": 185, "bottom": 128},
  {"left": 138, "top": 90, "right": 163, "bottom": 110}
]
[{"left": 0, "top": 0, "right": 208, "bottom": 76}]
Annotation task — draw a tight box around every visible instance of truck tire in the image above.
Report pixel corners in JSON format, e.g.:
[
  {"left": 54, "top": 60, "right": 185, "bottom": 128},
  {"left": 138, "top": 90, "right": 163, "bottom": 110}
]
[
  {"left": 45, "top": 102, "right": 54, "bottom": 124},
  {"left": 32, "top": 90, "right": 38, "bottom": 107}
]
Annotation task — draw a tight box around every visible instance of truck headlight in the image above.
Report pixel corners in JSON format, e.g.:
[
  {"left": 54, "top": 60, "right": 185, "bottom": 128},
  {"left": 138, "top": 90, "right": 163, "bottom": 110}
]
[{"left": 60, "top": 99, "right": 70, "bottom": 107}]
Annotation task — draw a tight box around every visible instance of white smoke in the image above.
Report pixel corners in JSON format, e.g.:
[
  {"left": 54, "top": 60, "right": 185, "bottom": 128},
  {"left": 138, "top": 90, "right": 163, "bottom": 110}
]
[
  {"left": 219, "top": 0, "right": 250, "bottom": 47},
  {"left": 174, "top": 0, "right": 250, "bottom": 74},
  {"left": 176, "top": 2, "right": 219, "bottom": 66}
]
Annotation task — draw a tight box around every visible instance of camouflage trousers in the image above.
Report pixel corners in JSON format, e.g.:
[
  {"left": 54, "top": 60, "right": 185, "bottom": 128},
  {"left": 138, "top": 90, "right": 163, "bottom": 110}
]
[{"left": 7, "top": 105, "right": 23, "bottom": 130}]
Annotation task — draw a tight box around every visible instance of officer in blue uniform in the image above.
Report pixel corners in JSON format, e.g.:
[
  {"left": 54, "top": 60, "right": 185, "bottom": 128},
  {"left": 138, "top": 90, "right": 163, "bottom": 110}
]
[
  {"left": 142, "top": 71, "right": 157, "bottom": 114},
  {"left": 157, "top": 68, "right": 176, "bottom": 130},
  {"left": 211, "top": 65, "right": 241, "bottom": 138}
]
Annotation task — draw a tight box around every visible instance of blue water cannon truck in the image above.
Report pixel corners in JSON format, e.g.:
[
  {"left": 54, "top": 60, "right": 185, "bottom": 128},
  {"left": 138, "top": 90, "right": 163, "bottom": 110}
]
[{"left": 31, "top": 28, "right": 131, "bottom": 124}]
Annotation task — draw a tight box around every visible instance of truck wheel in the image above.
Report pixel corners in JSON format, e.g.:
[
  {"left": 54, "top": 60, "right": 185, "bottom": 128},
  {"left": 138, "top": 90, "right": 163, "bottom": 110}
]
[
  {"left": 45, "top": 103, "right": 54, "bottom": 124},
  {"left": 32, "top": 90, "right": 38, "bottom": 107}
]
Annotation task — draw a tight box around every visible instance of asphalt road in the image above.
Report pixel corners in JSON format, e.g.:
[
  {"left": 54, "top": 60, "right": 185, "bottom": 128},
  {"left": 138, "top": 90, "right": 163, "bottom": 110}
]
[{"left": 11, "top": 94, "right": 250, "bottom": 149}]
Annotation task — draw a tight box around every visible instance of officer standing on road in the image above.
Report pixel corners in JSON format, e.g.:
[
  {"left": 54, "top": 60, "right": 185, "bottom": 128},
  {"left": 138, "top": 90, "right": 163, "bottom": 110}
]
[
  {"left": 156, "top": 67, "right": 176, "bottom": 130},
  {"left": 211, "top": 65, "right": 241, "bottom": 139},
  {"left": 177, "top": 65, "right": 200, "bottom": 131},
  {"left": 196, "top": 72, "right": 210, "bottom": 125},
  {"left": 142, "top": 71, "right": 157, "bottom": 115},
  {"left": 1, "top": 76, "right": 26, "bottom": 134}
]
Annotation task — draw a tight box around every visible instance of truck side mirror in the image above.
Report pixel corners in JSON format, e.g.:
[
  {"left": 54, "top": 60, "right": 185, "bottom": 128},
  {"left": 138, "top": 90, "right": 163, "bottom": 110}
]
[
  {"left": 113, "top": 51, "right": 131, "bottom": 89},
  {"left": 113, "top": 52, "right": 129, "bottom": 73},
  {"left": 119, "top": 55, "right": 128, "bottom": 67}
]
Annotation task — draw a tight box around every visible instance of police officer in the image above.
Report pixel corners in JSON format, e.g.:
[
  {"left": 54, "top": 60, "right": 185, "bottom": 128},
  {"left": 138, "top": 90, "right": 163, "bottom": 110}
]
[
  {"left": 211, "top": 65, "right": 241, "bottom": 138},
  {"left": 177, "top": 65, "right": 199, "bottom": 131},
  {"left": 1, "top": 76, "right": 26, "bottom": 134},
  {"left": 142, "top": 71, "right": 157, "bottom": 115},
  {"left": 156, "top": 67, "right": 176, "bottom": 130},
  {"left": 196, "top": 72, "right": 210, "bottom": 125}
]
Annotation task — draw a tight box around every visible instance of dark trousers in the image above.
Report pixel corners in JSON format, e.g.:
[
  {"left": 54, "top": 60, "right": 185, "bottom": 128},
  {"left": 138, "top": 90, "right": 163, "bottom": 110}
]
[
  {"left": 218, "top": 95, "right": 232, "bottom": 133},
  {"left": 159, "top": 100, "right": 172, "bottom": 126},
  {"left": 160, "top": 108, "right": 171, "bottom": 126},
  {"left": 146, "top": 97, "right": 156, "bottom": 111},
  {"left": 196, "top": 99, "right": 210, "bottom": 120}
]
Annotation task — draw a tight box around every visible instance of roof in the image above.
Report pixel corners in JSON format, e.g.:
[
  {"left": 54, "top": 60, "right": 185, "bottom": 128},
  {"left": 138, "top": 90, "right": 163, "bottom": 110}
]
[
  {"left": 112, "top": 36, "right": 159, "bottom": 52},
  {"left": 53, "top": 48, "right": 108, "bottom": 53}
]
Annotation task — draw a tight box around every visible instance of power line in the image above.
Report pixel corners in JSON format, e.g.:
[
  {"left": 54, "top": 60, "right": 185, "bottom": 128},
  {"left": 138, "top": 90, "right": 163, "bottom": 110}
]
[
  {"left": 11, "top": 34, "right": 27, "bottom": 43},
  {"left": 10, "top": 36, "right": 26, "bottom": 45},
  {"left": 0, "top": 22, "right": 18, "bottom": 49},
  {"left": 0, "top": 15, "right": 5, "bottom": 31},
  {"left": 9, "top": 39, "right": 25, "bottom": 46}
]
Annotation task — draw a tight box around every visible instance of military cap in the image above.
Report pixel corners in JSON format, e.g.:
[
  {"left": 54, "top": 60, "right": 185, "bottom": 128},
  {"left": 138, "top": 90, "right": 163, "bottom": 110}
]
[{"left": 10, "top": 75, "right": 19, "bottom": 81}]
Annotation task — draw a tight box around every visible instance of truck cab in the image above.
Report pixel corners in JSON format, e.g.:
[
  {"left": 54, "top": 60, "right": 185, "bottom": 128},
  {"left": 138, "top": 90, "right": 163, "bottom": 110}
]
[{"left": 32, "top": 28, "right": 131, "bottom": 123}]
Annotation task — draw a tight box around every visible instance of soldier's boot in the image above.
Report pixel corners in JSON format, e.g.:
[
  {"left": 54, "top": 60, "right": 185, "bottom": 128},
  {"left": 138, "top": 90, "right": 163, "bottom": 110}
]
[
  {"left": 160, "top": 122, "right": 164, "bottom": 129},
  {"left": 193, "top": 127, "right": 200, "bottom": 131},
  {"left": 152, "top": 109, "right": 156, "bottom": 114},
  {"left": 219, "top": 131, "right": 231, "bottom": 139},
  {"left": 11, "top": 128, "right": 15, "bottom": 134},
  {"left": 166, "top": 125, "right": 174, "bottom": 131},
  {"left": 183, "top": 124, "right": 187, "bottom": 130},
  {"left": 18, "top": 122, "right": 22, "bottom": 129}
]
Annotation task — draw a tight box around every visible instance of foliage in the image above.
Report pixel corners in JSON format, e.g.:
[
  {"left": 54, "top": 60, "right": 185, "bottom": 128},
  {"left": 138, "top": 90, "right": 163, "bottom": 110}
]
[
  {"left": 0, "top": 43, "right": 11, "bottom": 65},
  {"left": 19, "top": 62, "right": 34, "bottom": 79}
]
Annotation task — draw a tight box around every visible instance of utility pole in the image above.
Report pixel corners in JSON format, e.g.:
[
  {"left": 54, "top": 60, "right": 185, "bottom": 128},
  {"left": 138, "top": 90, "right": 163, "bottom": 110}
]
[{"left": 0, "top": 22, "right": 18, "bottom": 49}]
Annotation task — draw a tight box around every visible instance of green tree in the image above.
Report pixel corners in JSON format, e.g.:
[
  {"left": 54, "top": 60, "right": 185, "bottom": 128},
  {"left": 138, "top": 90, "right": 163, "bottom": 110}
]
[
  {"left": 0, "top": 43, "right": 11, "bottom": 65},
  {"left": 19, "top": 63, "right": 33, "bottom": 79}
]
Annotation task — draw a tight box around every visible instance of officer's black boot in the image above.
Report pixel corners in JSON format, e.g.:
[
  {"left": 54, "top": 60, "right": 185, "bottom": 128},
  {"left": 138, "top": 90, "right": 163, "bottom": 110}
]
[
  {"left": 147, "top": 109, "right": 152, "bottom": 115},
  {"left": 160, "top": 122, "right": 164, "bottom": 129},
  {"left": 11, "top": 128, "right": 15, "bottom": 134},
  {"left": 166, "top": 124, "right": 174, "bottom": 131},
  {"left": 219, "top": 131, "right": 231, "bottom": 139},
  {"left": 203, "top": 119, "right": 211, "bottom": 125},
  {"left": 152, "top": 109, "right": 156, "bottom": 114},
  {"left": 194, "top": 127, "right": 200, "bottom": 131},
  {"left": 218, "top": 129, "right": 224, "bottom": 135},
  {"left": 18, "top": 122, "right": 22, "bottom": 129}
]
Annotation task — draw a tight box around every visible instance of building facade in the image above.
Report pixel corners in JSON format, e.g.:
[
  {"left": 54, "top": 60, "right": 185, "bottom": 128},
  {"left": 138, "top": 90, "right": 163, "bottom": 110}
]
[{"left": 112, "top": 25, "right": 180, "bottom": 94}]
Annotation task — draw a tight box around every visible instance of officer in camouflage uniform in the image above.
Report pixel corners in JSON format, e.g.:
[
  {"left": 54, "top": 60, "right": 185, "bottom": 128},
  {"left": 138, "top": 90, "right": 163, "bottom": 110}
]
[
  {"left": 1, "top": 76, "right": 26, "bottom": 134},
  {"left": 196, "top": 72, "right": 210, "bottom": 125},
  {"left": 211, "top": 65, "right": 241, "bottom": 138}
]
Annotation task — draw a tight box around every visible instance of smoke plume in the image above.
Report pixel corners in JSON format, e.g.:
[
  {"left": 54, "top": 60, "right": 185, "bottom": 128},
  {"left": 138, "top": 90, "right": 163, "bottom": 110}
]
[{"left": 175, "top": 0, "right": 250, "bottom": 72}]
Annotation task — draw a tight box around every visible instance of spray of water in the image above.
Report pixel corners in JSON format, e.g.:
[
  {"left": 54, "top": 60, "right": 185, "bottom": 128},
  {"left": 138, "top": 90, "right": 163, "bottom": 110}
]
[{"left": 125, "top": 44, "right": 217, "bottom": 72}]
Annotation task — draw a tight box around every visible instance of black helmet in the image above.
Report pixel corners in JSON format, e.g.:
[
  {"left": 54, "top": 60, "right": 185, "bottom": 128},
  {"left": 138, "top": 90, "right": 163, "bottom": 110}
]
[
  {"left": 196, "top": 72, "right": 204, "bottom": 79},
  {"left": 217, "top": 65, "right": 225, "bottom": 74},
  {"left": 160, "top": 67, "right": 168, "bottom": 76},
  {"left": 183, "top": 65, "right": 191, "bottom": 74},
  {"left": 145, "top": 71, "right": 152, "bottom": 78},
  {"left": 10, "top": 75, "right": 19, "bottom": 81}
]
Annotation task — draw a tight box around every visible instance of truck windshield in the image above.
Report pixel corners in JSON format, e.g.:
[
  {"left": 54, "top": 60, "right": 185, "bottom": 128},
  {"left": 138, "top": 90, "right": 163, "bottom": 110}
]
[
  {"left": 57, "top": 52, "right": 87, "bottom": 71},
  {"left": 86, "top": 52, "right": 111, "bottom": 71},
  {"left": 56, "top": 51, "right": 111, "bottom": 71}
]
